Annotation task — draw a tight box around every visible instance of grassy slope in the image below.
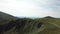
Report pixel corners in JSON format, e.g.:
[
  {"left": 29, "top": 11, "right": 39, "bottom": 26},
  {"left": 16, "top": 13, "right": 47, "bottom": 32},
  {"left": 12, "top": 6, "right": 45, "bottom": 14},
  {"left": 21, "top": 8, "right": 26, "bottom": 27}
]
[
  {"left": 0, "top": 12, "right": 17, "bottom": 25},
  {"left": 2, "top": 18, "right": 60, "bottom": 34},
  {"left": 1, "top": 12, "right": 60, "bottom": 34},
  {"left": 38, "top": 18, "right": 60, "bottom": 34}
]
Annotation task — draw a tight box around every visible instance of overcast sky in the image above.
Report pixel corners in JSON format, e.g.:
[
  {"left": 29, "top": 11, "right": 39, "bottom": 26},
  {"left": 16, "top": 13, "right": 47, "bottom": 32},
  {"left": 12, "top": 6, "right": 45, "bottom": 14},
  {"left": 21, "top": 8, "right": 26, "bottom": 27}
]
[{"left": 0, "top": 0, "right": 60, "bottom": 18}]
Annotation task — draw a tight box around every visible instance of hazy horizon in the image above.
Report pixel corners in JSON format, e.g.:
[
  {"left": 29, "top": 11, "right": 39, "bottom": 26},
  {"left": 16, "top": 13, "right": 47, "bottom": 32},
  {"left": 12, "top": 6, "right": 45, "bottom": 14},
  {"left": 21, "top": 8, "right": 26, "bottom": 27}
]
[{"left": 0, "top": 0, "right": 60, "bottom": 18}]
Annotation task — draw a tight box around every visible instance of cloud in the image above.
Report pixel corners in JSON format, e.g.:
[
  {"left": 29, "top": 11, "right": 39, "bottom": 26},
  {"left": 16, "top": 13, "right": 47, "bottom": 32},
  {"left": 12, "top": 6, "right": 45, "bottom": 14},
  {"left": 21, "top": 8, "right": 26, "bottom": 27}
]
[{"left": 0, "top": 0, "right": 60, "bottom": 18}]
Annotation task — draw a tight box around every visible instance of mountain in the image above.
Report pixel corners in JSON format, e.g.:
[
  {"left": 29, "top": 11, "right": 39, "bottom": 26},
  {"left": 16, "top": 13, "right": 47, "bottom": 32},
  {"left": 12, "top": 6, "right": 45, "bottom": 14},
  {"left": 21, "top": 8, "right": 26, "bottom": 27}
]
[
  {"left": 44, "top": 16, "right": 55, "bottom": 19},
  {"left": 0, "top": 11, "right": 17, "bottom": 25}
]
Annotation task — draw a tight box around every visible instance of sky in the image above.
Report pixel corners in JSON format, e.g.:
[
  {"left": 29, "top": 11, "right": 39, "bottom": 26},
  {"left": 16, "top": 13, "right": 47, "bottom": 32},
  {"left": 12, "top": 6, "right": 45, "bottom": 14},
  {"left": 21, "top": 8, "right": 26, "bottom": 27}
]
[{"left": 0, "top": 0, "right": 60, "bottom": 18}]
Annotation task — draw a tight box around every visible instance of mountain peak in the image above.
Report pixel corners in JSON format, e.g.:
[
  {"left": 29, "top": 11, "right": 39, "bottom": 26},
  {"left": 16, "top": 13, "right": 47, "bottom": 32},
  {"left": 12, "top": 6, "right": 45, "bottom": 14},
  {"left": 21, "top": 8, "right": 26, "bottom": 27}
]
[{"left": 44, "top": 16, "right": 55, "bottom": 19}]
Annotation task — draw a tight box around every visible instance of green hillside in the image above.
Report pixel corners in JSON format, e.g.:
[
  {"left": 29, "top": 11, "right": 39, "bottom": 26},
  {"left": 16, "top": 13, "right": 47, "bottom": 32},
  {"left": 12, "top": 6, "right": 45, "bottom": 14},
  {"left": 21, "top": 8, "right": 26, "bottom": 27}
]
[
  {"left": 5, "top": 18, "right": 60, "bottom": 34},
  {"left": 0, "top": 12, "right": 60, "bottom": 34},
  {"left": 37, "top": 17, "right": 60, "bottom": 34},
  {"left": 0, "top": 12, "right": 17, "bottom": 25}
]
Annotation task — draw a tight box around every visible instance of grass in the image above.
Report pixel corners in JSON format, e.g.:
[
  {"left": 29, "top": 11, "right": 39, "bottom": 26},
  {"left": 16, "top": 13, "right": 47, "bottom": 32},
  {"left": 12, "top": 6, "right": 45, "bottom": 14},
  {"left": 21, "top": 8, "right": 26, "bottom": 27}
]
[
  {"left": 1, "top": 17, "right": 60, "bottom": 34},
  {"left": 38, "top": 18, "right": 60, "bottom": 34}
]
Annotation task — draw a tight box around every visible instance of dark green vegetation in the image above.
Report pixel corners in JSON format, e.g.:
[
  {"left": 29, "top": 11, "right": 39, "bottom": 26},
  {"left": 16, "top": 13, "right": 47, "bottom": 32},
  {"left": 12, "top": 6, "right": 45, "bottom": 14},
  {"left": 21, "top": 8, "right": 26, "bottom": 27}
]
[{"left": 0, "top": 12, "right": 60, "bottom": 34}]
